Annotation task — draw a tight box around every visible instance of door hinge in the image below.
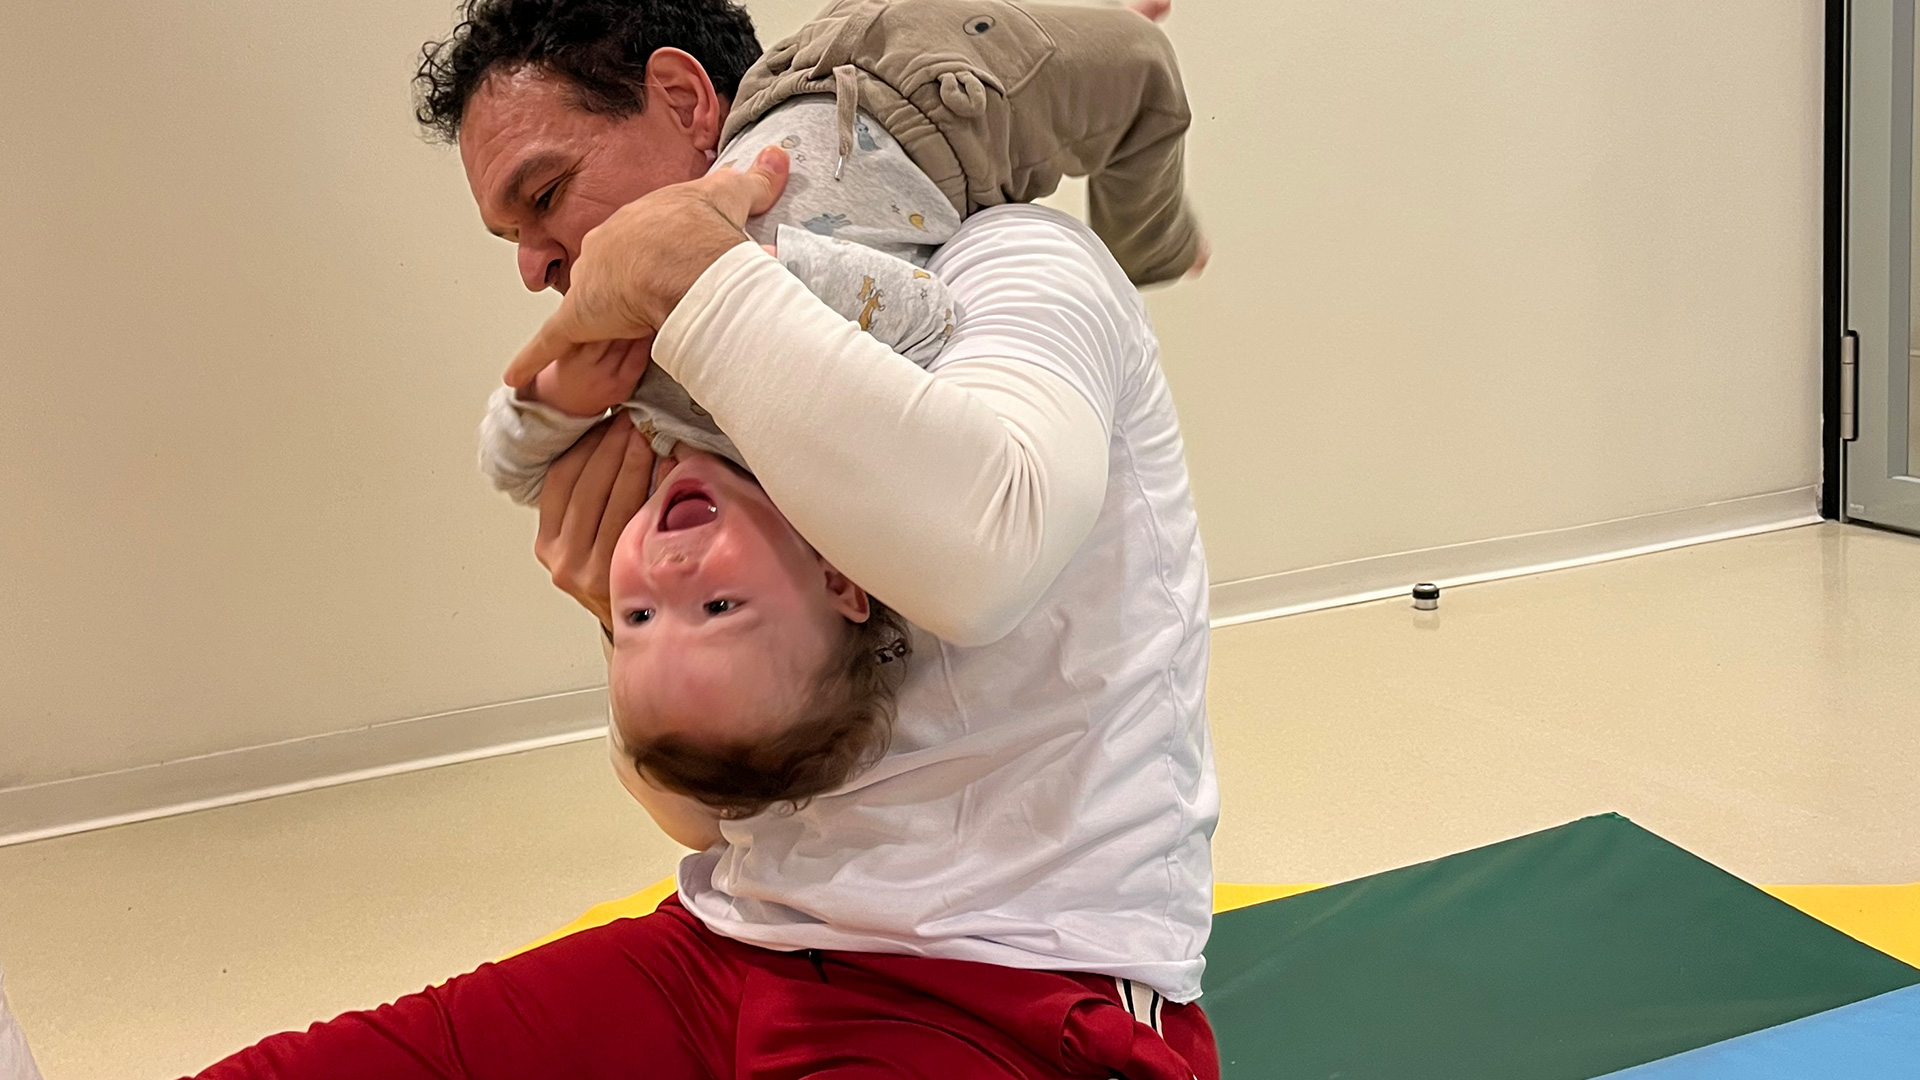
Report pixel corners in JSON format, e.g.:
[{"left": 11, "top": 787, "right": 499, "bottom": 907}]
[{"left": 1839, "top": 330, "right": 1860, "bottom": 442}]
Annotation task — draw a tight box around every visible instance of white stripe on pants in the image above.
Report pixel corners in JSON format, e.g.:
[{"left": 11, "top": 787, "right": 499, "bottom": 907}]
[{"left": 1112, "top": 975, "right": 1164, "bottom": 1033}]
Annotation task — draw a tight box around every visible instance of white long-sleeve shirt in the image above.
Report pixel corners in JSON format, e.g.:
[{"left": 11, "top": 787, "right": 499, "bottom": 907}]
[{"left": 647, "top": 205, "right": 1216, "bottom": 1002}]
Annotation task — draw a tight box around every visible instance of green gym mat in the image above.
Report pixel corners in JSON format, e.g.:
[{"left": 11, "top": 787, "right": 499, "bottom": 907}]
[{"left": 1199, "top": 814, "right": 1920, "bottom": 1080}]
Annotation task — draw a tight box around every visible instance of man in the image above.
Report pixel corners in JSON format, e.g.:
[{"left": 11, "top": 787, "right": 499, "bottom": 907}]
[{"left": 192, "top": 2, "right": 1216, "bottom": 1074}]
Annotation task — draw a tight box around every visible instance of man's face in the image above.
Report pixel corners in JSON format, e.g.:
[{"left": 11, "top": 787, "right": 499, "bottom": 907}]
[{"left": 460, "top": 66, "right": 716, "bottom": 294}]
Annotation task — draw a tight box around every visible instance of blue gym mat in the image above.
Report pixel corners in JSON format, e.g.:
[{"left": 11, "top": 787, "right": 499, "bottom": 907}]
[{"left": 1593, "top": 983, "right": 1920, "bottom": 1079}]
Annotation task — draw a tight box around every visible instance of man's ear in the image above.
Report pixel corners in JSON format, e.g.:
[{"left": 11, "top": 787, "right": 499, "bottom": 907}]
[
  {"left": 646, "top": 47, "right": 726, "bottom": 154},
  {"left": 821, "top": 564, "right": 872, "bottom": 623}
]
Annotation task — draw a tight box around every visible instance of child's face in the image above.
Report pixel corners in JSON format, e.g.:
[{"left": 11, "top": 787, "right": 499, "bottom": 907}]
[{"left": 607, "top": 450, "right": 870, "bottom": 751}]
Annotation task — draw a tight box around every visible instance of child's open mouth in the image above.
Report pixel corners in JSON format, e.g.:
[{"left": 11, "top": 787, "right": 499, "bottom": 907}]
[{"left": 659, "top": 487, "right": 719, "bottom": 532}]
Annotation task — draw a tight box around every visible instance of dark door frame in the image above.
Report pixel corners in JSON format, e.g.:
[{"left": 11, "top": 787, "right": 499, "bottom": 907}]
[{"left": 1823, "top": 0, "right": 1847, "bottom": 520}]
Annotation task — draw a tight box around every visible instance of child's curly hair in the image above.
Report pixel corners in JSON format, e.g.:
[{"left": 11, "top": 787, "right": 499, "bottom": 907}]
[{"left": 616, "top": 602, "right": 913, "bottom": 819}]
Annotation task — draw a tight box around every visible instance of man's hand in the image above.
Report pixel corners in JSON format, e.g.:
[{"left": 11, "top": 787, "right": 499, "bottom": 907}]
[
  {"left": 534, "top": 416, "right": 656, "bottom": 629},
  {"left": 504, "top": 146, "right": 791, "bottom": 391},
  {"left": 526, "top": 337, "right": 652, "bottom": 417}
]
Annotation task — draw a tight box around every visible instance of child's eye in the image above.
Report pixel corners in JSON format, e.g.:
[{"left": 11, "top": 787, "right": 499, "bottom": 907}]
[
  {"left": 704, "top": 599, "right": 737, "bottom": 616},
  {"left": 626, "top": 608, "right": 654, "bottom": 626}
]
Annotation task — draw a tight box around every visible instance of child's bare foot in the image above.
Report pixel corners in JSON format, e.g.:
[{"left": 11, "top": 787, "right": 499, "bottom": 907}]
[{"left": 1130, "top": 0, "right": 1172, "bottom": 23}]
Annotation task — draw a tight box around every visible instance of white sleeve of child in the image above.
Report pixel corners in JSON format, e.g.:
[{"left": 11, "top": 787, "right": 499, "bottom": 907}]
[
  {"left": 477, "top": 385, "right": 608, "bottom": 506},
  {"left": 652, "top": 215, "right": 1126, "bottom": 647},
  {"left": 774, "top": 225, "right": 956, "bottom": 367}
]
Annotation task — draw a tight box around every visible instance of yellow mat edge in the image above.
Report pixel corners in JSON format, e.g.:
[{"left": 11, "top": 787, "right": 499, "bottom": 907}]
[
  {"left": 510, "top": 879, "right": 1920, "bottom": 968},
  {"left": 504, "top": 877, "right": 679, "bottom": 959},
  {"left": 1760, "top": 883, "right": 1920, "bottom": 968}
]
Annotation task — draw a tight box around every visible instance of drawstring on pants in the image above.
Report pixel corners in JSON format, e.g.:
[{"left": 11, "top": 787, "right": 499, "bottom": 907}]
[{"left": 832, "top": 64, "right": 859, "bottom": 180}]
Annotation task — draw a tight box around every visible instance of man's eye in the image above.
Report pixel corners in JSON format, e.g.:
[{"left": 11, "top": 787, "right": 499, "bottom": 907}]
[
  {"left": 626, "top": 609, "right": 654, "bottom": 626},
  {"left": 533, "top": 183, "right": 559, "bottom": 212},
  {"left": 704, "top": 600, "right": 737, "bottom": 616}
]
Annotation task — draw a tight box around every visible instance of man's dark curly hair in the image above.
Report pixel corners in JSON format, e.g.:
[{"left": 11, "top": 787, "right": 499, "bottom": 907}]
[{"left": 414, "top": 0, "right": 763, "bottom": 144}]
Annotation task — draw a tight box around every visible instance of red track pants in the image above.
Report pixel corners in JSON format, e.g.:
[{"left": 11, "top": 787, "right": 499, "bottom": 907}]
[{"left": 191, "top": 895, "right": 1218, "bottom": 1080}]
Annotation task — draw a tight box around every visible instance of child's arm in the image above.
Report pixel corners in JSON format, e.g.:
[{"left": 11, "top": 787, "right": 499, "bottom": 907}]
[
  {"left": 478, "top": 386, "right": 610, "bottom": 506},
  {"left": 480, "top": 340, "right": 650, "bottom": 506},
  {"left": 773, "top": 225, "right": 957, "bottom": 367},
  {"left": 484, "top": 231, "right": 955, "bottom": 506}
]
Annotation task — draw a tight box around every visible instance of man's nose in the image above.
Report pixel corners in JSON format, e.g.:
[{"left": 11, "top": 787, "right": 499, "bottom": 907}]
[{"left": 516, "top": 238, "right": 567, "bottom": 294}]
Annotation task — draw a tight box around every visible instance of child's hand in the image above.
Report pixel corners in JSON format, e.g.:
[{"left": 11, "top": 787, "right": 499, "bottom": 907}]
[{"left": 525, "top": 338, "right": 651, "bottom": 417}]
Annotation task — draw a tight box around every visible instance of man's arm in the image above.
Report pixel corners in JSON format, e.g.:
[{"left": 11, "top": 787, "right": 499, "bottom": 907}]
[
  {"left": 611, "top": 761, "right": 724, "bottom": 851},
  {"left": 652, "top": 209, "right": 1123, "bottom": 646},
  {"left": 529, "top": 427, "right": 723, "bottom": 846},
  {"left": 773, "top": 226, "right": 956, "bottom": 366},
  {"left": 602, "top": 635, "right": 724, "bottom": 851},
  {"left": 531, "top": 419, "right": 655, "bottom": 632},
  {"left": 506, "top": 153, "right": 1125, "bottom": 646}
]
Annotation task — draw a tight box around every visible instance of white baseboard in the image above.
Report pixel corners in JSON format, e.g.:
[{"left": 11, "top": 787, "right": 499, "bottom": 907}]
[
  {"left": 0, "top": 689, "right": 609, "bottom": 848},
  {"left": 1208, "top": 487, "right": 1821, "bottom": 628},
  {"left": 1, "top": 487, "right": 1820, "bottom": 849}
]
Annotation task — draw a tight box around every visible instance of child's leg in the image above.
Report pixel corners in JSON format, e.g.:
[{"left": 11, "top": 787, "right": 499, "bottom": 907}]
[
  {"left": 774, "top": 225, "right": 957, "bottom": 367},
  {"left": 619, "top": 219, "right": 961, "bottom": 471},
  {"left": 618, "top": 98, "right": 967, "bottom": 470},
  {"left": 716, "top": 97, "right": 961, "bottom": 263}
]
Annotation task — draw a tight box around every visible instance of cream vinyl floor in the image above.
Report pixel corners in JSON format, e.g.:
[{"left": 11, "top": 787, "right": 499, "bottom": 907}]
[{"left": 1, "top": 522, "right": 1916, "bottom": 1078}]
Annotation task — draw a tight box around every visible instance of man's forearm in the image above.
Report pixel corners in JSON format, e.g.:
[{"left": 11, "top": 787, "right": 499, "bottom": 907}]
[
  {"left": 651, "top": 243, "right": 1110, "bottom": 647},
  {"left": 602, "top": 636, "right": 723, "bottom": 850},
  {"left": 612, "top": 749, "right": 725, "bottom": 851}
]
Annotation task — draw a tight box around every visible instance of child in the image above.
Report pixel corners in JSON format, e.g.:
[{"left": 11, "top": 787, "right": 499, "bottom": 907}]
[
  {"left": 478, "top": 0, "right": 1199, "bottom": 813},
  {"left": 482, "top": 0, "right": 1197, "bottom": 494},
  {"left": 600, "top": 444, "right": 915, "bottom": 816}
]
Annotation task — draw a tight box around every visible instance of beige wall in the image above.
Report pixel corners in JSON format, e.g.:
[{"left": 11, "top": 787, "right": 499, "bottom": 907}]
[
  {"left": 0, "top": 0, "right": 591, "bottom": 788},
  {"left": 1, "top": 1, "right": 1823, "bottom": 791},
  {"left": 1148, "top": 1, "right": 1823, "bottom": 584}
]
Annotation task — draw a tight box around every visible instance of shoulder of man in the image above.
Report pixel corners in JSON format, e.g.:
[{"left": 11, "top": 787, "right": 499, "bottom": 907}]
[{"left": 932, "top": 205, "right": 1144, "bottom": 312}]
